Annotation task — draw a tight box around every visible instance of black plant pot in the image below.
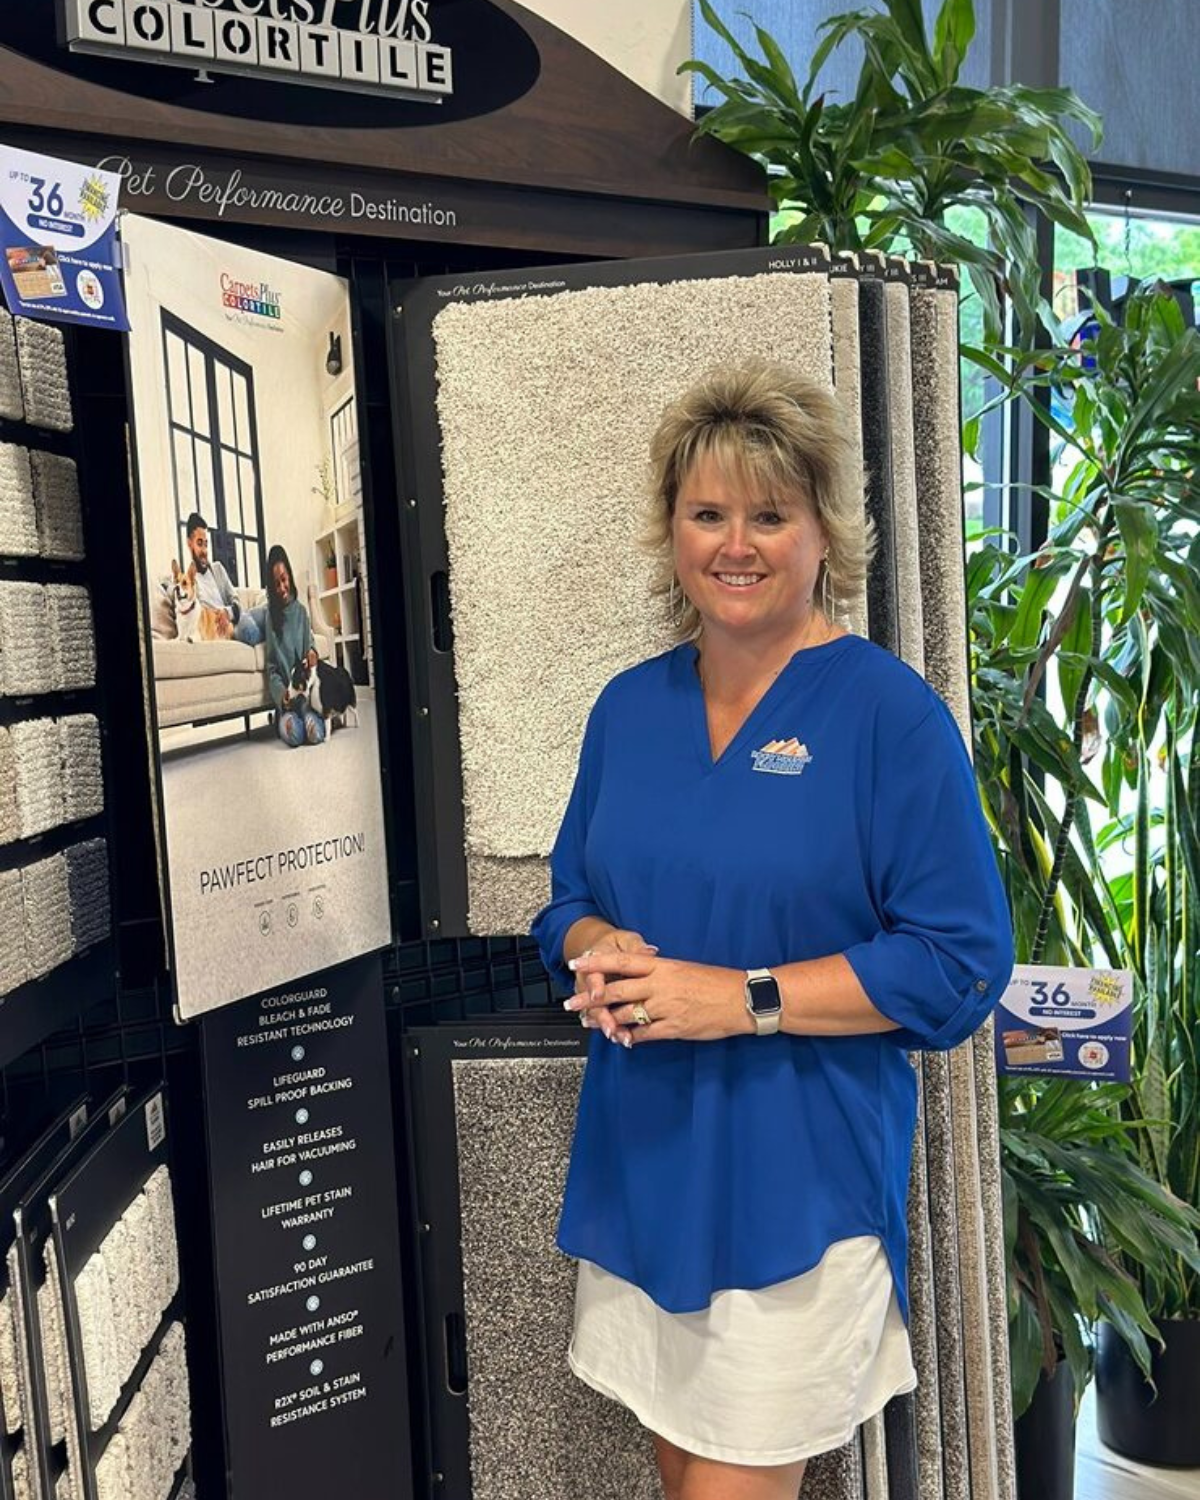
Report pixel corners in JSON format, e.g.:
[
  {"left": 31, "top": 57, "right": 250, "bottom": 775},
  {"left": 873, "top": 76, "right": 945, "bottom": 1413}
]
[
  {"left": 1014, "top": 1355, "right": 1076, "bottom": 1500},
  {"left": 1096, "top": 1317, "right": 1200, "bottom": 1467}
]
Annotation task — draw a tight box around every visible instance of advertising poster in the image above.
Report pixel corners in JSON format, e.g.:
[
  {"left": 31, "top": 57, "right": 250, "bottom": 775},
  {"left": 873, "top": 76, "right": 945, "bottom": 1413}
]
[
  {"left": 994, "top": 963, "right": 1132, "bottom": 1082},
  {"left": 121, "top": 214, "right": 389, "bottom": 1019},
  {"left": 0, "top": 143, "right": 127, "bottom": 329}
]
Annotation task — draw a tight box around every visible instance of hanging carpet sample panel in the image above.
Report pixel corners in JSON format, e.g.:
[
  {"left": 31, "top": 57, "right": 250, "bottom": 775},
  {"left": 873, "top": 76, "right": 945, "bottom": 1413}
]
[
  {"left": 14, "top": 321, "right": 72, "bottom": 435},
  {"left": 0, "top": 443, "right": 38, "bottom": 558},
  {"left": 21, "top": 853, "right": 75, "bottom": 980},
  {"left": 64, "top": 840, "right": 110, "bottom": 953},
  {"left": 45, "top": 587, "right": 95, "bottom": 693},
  {"left": 829, "top": 258, "right": 869, "bottom": 640},
  {"left": 0, "top": 308, "right": 25, "bottom": 422},
  {"left": 453, "top": 1055, "right": 660, "bottom": 1500},
  {"left": 0, "top": 867, "right": 29, "bottom": 996},
  {"left": 0, "top": 583, "right": 54, "bottom": 696},
  {"left": 857, "top": 276, "right": 899, "bottom": 656},
  {"left": 12, "top": 718, "right": 65, "bottom": 839},
  {"left": 419, "top": 248, "right": 834, "bottom": 935},
  {"left": 881, "top": 267, "right": 924, "bottom": 675},
  {"left": 30, "top": 453, "right": 84, "bottom": 564},
  {"left": 0, "top": 725, "right": 19, "bottom": 845},
  {"left": 58, "top": 715, "right": 104, "bottom": 824}
]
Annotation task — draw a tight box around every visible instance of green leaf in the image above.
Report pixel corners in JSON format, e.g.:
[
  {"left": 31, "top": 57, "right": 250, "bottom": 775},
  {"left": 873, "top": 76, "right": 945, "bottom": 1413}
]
[{"left": 1112, "top": 498, "right": 1158, "bottom": 623}]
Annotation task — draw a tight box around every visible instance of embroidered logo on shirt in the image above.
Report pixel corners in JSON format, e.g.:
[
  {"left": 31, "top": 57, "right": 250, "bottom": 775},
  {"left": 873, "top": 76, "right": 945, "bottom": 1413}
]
[{"left": 751, "top": 738, "right": 813, "bottom": 775}]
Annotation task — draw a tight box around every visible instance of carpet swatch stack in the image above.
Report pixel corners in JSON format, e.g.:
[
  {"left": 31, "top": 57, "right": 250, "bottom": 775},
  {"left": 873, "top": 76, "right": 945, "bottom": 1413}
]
[{"left": 414, "top": 249, "right": 1013, "bottom": 1500}]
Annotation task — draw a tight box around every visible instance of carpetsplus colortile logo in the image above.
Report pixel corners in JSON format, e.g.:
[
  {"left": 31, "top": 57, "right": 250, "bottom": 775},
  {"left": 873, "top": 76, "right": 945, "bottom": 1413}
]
[
  {"left": 752, "top": 738, "right": 812, "bottom": 775},
  {"left": 221, "top": 271, "right": 282, "bottom": 320}
]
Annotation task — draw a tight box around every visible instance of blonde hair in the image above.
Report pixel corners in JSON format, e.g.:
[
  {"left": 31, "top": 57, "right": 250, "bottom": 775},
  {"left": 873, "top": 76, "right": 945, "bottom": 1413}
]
[{"left": 645, "top": 359, "right": 871, "bottom": 641}]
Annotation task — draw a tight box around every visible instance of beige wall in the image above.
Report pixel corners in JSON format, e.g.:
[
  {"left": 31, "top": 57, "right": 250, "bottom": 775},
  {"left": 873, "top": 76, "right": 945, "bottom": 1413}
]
[{"left": 520, "top": 0, "right": 694, "bottom": 115}]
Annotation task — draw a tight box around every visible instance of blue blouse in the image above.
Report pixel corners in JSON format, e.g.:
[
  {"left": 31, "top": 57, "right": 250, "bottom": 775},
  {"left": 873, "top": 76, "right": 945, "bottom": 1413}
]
[{"left": 531, "top": 635, "right": 1013, "bottom": 1319}]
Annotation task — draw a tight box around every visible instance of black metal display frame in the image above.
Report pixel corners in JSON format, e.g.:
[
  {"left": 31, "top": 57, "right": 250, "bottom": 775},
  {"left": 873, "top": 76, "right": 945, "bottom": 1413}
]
[
  {"left": 388, "top": 242, "right": 832, "bottom": 939},
  {"left": 0, "top": 326, "right": 119, "bottom": 1071},
  {"left": 10, "top": 1090, "right": 128, "bottom": 1499},
  {"left": 51, "top": 1085, "right": 190, "bottom": 1500},
  {"left": 402, "top": 1014, "right": 585, "bottom": 1500}
]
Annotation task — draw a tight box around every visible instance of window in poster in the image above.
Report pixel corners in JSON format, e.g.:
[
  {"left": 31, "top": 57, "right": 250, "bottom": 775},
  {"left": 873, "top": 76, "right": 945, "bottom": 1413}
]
[
  {"left": 120, "top": 214, "right": 390, "bottom": 1020},
  {"left": 994, "top": 963, "right": 1132, "bottom": 1081}
]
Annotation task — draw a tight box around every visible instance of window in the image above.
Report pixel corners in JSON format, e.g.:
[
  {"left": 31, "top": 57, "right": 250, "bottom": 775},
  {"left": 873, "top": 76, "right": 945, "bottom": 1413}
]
[{"left": 161, "top": 312, "right": 265, "bottom": 590}]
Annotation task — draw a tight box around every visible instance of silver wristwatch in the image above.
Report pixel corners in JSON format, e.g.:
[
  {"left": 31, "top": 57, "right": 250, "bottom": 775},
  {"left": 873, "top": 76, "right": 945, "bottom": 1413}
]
[{"left": 744, "top": 968, "right": 782, "bottom": 1036}]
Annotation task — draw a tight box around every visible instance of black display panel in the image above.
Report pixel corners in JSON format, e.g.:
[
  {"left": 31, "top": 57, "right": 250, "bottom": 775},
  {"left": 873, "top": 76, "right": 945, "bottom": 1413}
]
[{"left": 200, "top": 953, "right": 412, "bottom": 1500}]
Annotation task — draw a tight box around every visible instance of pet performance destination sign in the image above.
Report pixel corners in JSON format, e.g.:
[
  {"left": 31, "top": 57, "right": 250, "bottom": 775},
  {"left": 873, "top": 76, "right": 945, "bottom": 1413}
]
[
  {"left": 121, "top": 212, "right": 390, "bottom": 1019},
  {"left": 61, "top": 0, "right": 454, "bottom": 102}
]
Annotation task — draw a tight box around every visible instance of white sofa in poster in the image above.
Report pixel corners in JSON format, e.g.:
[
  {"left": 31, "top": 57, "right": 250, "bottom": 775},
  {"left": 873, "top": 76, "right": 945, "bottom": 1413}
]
[{"left": 150, "top": 582, "right": 333, "bottom": 729}]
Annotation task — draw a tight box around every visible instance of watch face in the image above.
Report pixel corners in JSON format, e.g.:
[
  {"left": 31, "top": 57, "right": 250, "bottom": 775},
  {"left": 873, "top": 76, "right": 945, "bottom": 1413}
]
[{"left": 747, "top": 974, "right": 782, "bottom": 1014}]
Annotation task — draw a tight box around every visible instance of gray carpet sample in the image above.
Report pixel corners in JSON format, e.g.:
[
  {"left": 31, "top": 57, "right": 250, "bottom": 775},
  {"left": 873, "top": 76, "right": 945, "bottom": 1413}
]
[
  {"left": 0, "top": 443, "right": 38, "bottom": 558},
  {"left": 910, "top": 288, "right": 970, "bottom": 721},
  {"left": 906, "top": 1062, "right": 944, "bottom": 1500},
  {"left": 801, "top": 1431, "right": 864, "bottom": 1500},
  {"left": 0, "top": 868, "right": 30, "bottom": 996},
  {"left": 22, "top": 851, "right": 75, "bottom": 978},
  {"left": 452, "top": 1057, "right": 660, "bottom": 1500},
  {"left": 432, "top": 269, "right": 834, "bottom": 934},
  {"left": 830, "top": 271, "right": 869, "bottom": 639},
  {"left": 31, "top": 451, "right": 85, "bottom": 562},
  {"left": 0, "top": 582, "right": 55, "bottom": 696},
  {"left": 15, "top": 320, "right": 73, "bottom": 434},
  {"left": 882, "top": 280, "right": 923, "bottom": 675},
  {"left": 65, "top": 838, "right": 110, "bottom": 952},
  {"left": 58, "top": 713, "right": 104, "bottom": 822},
  {"left": 467, "top": 855, "right": 551, "bottom": 945},
  {"left": 0, "top": 725, "right": 19, "bottom": 845},
  {"left": 0, "top": 308, "right": 25, "bottom": 422},
  {"left": 12, "top": 717, "right": 65, "bottom": 838},
  {"left": 858, "top": 281, "right": 899, "bottom": 655},
  {"left": 46, "top": 585, "right": 96, "bottom": 692}
]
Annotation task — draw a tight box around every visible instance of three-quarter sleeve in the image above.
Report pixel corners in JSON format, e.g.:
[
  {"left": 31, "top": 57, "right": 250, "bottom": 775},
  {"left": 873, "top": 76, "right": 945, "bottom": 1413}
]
[
  {"left": 844, "top": 699, "right": 1014, "bottom": 1051},
  {"left": 531, "top": 702, "right": 609, "bottom": 993}
]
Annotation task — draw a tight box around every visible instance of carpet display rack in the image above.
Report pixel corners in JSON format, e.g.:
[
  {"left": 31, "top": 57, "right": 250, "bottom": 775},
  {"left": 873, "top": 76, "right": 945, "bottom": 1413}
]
[
  {"left": 0, "top": 307, "right": 115, "bottom": 1072},
  {"left": 394, "top": 245, "right": 1013, "bottom": 1500},
  {"left": 2, "top": 1086, "right": 191, "bottom": 1500}
]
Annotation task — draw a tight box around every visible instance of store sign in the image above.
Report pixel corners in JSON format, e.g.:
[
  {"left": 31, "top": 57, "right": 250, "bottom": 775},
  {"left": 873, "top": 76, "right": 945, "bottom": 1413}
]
[
  {"left": 995, "top": 963, "right": 1132, "bottom": 1081},
  {"left": 61, "top": 0, "right": 454, "bottom": 102}
]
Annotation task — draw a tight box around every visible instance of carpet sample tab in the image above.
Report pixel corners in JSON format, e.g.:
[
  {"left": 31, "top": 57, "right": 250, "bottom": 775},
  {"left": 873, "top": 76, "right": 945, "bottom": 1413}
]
[
  {"left": 433, "top": 269, "right": 834, "bottom": 932},
  {"left": 0, "top": 726, "right": 19, "bottom": 845},
  {"left": 12, "top": 1443, "right": 33, "bottom": 1500},
  {"left": 453, "top": 1057, "right": 660, "bottom": 1499},
  {"left": 15, "top": 320, "right": 73, "bottom": 434},
  {"left": 41, "top": 1241, "right": 85, "bottom": 1500},
  {"left": 830, "top": 273, "right": 869, "bottom": 638},
  {"left": 22, "top": 851, "right": 75, "bottom": 979},
  {"left": 31, "top": 452, "right": 85, "bottom": 563},
  {"left": 12, "top": 717, "right": 66, "bottom": 838},
  {"left": 0, "top": 443, "right": 38, "bottom": 558},
  {"left": 0, "top": 308, "right": 25, "bottom": 422},
  {"left": 58, "top": 714, "right": 104, "bottom": 823},
  {"left": 46, "top": 585, "right": 96, "bottom": 692},
  {"left": 65, "top": 838, "right": 110, "bottom": 953},
  {"left": 858, "top": 281, "right": 899, "bottom": 656},
  {"left": 0, "top": 582, "right": 55, "bottom": 696}
]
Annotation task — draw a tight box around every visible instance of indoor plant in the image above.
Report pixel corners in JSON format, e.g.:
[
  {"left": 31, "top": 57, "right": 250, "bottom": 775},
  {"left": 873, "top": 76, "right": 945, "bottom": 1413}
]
[
  {"left": 682, "top": 0, "right": 1099, "bottom": 343},
  {"left": 967, "top": 283, "right": 1200, "bottom": 1460}
]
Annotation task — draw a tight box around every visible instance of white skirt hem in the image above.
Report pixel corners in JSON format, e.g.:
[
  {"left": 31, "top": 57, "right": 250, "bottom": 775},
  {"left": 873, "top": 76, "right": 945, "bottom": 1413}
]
[{"left": 568, "top": 1347, "right": 918, "bottom": 1467}]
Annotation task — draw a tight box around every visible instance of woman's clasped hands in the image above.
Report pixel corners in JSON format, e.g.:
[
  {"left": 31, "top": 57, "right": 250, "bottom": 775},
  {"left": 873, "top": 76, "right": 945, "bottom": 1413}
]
[{"left": 566, "top": 931, "right": 749, "bottom": 1047}]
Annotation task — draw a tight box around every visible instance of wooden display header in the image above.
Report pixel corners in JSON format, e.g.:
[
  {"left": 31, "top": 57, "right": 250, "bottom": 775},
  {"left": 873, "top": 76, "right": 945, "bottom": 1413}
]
[{"left": 0, "top": 2, "right": 766, "bottom": 259}]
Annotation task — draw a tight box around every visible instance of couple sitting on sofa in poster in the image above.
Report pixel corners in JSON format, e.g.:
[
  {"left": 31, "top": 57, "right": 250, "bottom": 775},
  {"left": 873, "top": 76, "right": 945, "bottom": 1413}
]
[{"left": 159, "top": 513, "right": 330, "bottom": 748}]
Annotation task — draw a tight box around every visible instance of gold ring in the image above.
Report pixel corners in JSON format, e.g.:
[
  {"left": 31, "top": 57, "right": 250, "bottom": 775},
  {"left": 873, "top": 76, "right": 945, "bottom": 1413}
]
[{"left": 631, "top": 1004, "right": 652, "bottom": 1027}]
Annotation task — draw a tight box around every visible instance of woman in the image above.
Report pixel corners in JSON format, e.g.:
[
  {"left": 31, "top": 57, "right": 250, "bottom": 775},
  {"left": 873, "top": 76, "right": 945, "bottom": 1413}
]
[
  {"left": 531, "top": 361, "right": 1013, "bottom": 1500},
  {"left": 264, "top": 543, "right": 325, "bottom": 748}
]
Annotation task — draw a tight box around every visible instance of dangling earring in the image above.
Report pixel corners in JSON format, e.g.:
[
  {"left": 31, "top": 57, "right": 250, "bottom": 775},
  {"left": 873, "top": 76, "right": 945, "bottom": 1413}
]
[
  {"left": 820, "top": 553, "right": 836, "bottom": 621},
  {"left": 669, "top": 575, "right": 685, "bottom": 628}
]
